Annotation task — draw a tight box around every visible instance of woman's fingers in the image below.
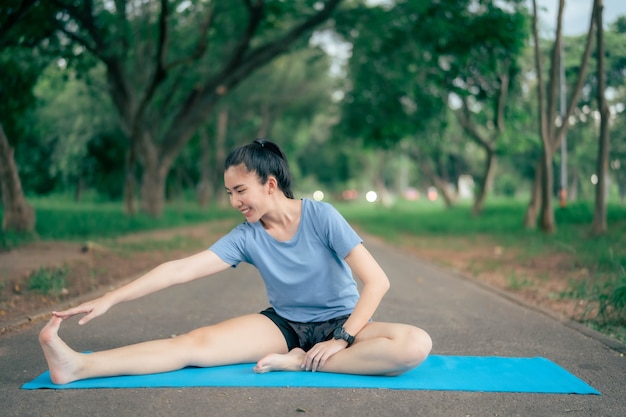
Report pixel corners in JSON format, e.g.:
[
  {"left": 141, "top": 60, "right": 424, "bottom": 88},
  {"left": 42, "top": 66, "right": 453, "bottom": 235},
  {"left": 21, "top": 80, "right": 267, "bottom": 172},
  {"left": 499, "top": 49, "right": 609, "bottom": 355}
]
[{"left": 51, "top": 298, "right": 110, "bottom": 324}]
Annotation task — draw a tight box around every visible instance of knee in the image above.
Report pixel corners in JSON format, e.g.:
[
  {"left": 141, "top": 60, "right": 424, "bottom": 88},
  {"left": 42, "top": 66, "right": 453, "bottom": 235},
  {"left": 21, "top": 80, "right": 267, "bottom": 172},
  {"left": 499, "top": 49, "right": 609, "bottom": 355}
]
[
  {"left": 400, "top": 327, "right": 432, "bottom": 368},
  {"left": 177, "top": 328, "right": 213, "bottom": 351}
]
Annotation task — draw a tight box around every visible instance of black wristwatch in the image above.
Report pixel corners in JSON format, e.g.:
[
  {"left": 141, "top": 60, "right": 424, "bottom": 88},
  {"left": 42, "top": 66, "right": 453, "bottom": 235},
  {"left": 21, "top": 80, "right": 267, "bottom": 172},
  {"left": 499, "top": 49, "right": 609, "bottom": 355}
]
[{"left": 332, "top": 326, "right": 355, "bottom": 347}]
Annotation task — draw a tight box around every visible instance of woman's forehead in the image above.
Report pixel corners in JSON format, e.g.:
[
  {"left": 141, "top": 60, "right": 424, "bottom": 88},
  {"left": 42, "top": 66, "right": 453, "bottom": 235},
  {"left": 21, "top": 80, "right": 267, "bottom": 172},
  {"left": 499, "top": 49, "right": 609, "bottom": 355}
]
[{"left": 224, "top": 164, "right": 257, "bottom": 185}]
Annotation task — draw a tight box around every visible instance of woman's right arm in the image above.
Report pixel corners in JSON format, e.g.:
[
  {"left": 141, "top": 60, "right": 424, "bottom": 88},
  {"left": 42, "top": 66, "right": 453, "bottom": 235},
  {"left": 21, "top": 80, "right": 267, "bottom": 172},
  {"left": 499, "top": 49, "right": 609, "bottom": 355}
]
[{"left": 53, "top": 250, "right": 230, "bottom": 325}]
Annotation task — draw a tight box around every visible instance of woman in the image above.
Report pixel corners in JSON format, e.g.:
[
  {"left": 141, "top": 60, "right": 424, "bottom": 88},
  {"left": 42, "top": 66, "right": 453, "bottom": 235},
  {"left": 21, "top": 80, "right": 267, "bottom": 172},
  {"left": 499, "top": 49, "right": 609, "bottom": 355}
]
[{"left": 39, "top": 139, "right": 432, "bottom": 384}]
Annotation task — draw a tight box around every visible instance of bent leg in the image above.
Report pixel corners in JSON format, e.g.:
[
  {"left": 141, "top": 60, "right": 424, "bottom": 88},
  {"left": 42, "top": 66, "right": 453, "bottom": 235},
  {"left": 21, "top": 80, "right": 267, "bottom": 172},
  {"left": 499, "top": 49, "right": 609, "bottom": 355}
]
[
  {"left": 324, "top": 322, "right": 432, "bottom": 376},
  {"left": 39, "top": 314, "right": 288, "bottom": 384},
  {"left": 255, "top": 322, "right": 431, "bottom": 376}
]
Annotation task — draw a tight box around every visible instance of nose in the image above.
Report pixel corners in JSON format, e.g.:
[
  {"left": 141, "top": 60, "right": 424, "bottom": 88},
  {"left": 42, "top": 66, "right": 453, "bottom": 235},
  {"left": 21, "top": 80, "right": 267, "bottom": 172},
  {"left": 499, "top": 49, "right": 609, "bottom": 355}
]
[{"left": 229, "top": 193, "right": 241, "bottom": 208}]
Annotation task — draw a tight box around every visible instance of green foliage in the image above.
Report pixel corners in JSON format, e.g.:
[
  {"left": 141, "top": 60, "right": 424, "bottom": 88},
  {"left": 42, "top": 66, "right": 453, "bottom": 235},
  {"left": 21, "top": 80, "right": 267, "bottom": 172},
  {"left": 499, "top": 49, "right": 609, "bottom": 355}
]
[
  {"left": 0, "top": 48, "right": 39, "bottom": 139},
  {"left": 27, "top": 267, "right": 68, "bottom": 296},
  {"left": 0, "top": 1, "right": 58, "bottom": 49},
  {"left": 493, "top": 173, "right": 518, "bottom": 197},
  {"left": 562, "top": 272, "right": 626, "bottom": 329},
  {"left": 0, "top": 0, "right": 61, "bottom": 139}
]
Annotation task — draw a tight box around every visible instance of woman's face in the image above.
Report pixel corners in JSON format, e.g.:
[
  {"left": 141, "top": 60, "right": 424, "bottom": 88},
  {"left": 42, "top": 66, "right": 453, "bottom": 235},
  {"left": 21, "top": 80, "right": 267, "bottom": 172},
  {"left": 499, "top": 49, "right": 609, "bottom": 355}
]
[{"left": 224, "top": 164, "right": 271, "bottom": 222}]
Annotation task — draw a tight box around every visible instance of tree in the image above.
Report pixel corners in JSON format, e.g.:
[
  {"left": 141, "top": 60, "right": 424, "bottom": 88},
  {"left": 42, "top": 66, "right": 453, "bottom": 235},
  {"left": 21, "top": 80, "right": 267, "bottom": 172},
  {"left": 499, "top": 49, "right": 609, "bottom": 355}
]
[
  {"left": 525, "top": 0, "right": 596, "bottom": 232},
  {"left": 50, "top": 0, "right": 343, "bottom": 217},
  {"left": 591, "top": 0, "right": 610, "bottom": 235},
  {"left": 444, "top": 3, "right": 528, "bottom": 214}
]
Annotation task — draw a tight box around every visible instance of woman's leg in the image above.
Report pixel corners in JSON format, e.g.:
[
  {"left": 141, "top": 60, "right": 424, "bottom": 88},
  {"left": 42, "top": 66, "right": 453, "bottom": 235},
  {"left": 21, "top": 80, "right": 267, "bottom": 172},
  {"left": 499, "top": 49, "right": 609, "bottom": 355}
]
[
  {"left": 39, "top": 314, "right": 288, "bottom": 384},
  {"left": 255, "top": 322, "right": 432, "bottom": 376}
]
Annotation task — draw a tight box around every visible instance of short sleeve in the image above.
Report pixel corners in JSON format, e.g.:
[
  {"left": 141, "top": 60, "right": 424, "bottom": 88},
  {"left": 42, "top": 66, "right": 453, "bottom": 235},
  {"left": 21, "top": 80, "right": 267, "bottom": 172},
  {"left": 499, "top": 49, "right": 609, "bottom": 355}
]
[
  {"left": 317, "top": 202, "right": 362, "bottom": 259},
  {"left": 208, "top": 224, "right": 248, "bottom": 267}
]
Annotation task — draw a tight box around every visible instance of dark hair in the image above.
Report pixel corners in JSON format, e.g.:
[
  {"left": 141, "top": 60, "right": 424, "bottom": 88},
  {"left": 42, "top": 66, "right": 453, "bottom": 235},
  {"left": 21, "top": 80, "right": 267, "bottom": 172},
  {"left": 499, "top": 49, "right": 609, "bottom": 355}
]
[{"left": 224, "top": 139, "right": 294, "bottom": 199}]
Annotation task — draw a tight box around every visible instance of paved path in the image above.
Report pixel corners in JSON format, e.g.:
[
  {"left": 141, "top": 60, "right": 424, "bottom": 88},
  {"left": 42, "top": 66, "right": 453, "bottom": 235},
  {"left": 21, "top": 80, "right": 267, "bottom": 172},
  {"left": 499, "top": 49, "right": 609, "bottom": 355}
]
[{"left": 1, "top": 237, "right": 625, "bottom": 417}]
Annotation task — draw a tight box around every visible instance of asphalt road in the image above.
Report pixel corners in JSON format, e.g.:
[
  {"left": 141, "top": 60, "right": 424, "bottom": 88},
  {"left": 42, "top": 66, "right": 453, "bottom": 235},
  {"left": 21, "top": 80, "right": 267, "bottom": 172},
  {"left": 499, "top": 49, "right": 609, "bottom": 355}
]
[{"left": 1, "top": 236, "right": 625, "bottom": 417}]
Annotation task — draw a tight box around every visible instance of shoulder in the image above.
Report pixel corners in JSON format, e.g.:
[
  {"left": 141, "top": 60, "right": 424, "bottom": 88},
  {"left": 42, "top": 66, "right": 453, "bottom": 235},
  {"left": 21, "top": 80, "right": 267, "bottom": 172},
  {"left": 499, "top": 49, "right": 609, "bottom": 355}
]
[
  {"left": 212, "top": 221, "right": 255, "bottom": 246},
  {"left": 303, "top": 198, "right": 341, "bottom": 219}
]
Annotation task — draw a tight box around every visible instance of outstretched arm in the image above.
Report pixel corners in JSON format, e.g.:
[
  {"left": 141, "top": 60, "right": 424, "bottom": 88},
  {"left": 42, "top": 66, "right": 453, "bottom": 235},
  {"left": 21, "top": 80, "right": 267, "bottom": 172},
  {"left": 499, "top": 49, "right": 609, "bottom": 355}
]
[{"left": 53, "top": 250, "right": 230, "bottom": 325}]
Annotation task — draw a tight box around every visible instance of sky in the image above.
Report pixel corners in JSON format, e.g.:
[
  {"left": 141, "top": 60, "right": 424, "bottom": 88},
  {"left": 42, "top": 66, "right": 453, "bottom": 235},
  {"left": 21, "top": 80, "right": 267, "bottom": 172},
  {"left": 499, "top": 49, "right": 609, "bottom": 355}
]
[{"left": 534, "top": 0, "right": 626, "bottom": 35}]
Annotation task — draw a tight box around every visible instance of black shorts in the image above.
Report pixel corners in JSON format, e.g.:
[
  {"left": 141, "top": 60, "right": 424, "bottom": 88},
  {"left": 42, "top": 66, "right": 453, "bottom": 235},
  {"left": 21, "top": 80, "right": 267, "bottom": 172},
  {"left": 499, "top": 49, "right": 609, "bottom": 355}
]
[{"left": 259, "top": 307, "right": 350, "bottom": 351}]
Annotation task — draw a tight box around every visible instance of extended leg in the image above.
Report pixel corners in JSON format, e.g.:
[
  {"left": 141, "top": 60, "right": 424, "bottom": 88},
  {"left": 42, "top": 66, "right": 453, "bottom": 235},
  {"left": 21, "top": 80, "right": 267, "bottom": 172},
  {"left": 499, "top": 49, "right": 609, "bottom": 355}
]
[{"left": 39, "top": 314, "right": 288, "bottom": 384}]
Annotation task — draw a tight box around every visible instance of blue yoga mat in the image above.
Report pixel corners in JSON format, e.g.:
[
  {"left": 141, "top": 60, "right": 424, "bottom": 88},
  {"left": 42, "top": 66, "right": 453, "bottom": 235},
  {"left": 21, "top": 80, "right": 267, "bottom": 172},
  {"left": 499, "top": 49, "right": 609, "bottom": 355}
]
[{"left": 21, "top": 355, "right": 599, "bottom": 394}]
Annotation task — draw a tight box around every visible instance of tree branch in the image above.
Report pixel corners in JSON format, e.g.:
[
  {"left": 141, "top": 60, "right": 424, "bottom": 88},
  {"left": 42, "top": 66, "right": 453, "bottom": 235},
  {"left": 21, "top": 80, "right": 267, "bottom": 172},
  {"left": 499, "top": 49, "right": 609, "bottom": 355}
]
[
  {"left": 163, "top": 4, "right": 215, "bottom": 70},
  {"left": 51, "top": 0, "right": 106, "bottom": 60},
  {"left": 552, "top": 1, "right": 597, "bottom": 150},
  {"left": 531, "top": 0, "right": 548, "bottom": 142},
  {"left": 546, "top": 0, "right": 565, "bottom": 139},
  {"left": 219, "top": 0, "right": 265, "bottom": 76},
  {"left": 494, "top": 62, "right": 510, "bottom": 132},
  {"left": 160, "top": 0, "right": 343, "bottom": 164},
  {"left": 455, "top": 98, "right": 493, "bottom": 151},
  {"left": 132, "top": 0, "right": 170, "bottom": 136}
]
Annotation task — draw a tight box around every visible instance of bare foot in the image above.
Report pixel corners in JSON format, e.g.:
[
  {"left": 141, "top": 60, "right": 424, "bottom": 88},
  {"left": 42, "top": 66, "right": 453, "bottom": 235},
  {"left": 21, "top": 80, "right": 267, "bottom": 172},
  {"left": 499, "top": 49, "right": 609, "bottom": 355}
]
[
  {"left": 39, "top": 316, "right": 82, "bottom": 384},
  {"left": 253, "top": 348, "right": 306, "bottom": 373}
]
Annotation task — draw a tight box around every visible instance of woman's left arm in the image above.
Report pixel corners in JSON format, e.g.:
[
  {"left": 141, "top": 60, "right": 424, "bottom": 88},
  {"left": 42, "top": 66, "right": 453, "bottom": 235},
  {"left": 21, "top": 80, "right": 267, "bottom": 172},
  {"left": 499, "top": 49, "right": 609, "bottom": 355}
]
[
  {"left": 301, "top": 243, "right": 389, "bottom": 372},
  {"left": 301, "top": 243, "right": 390, "bottom": 371},
  {"left": 342, "top": 243, "right": 390, "bottom": 337}
]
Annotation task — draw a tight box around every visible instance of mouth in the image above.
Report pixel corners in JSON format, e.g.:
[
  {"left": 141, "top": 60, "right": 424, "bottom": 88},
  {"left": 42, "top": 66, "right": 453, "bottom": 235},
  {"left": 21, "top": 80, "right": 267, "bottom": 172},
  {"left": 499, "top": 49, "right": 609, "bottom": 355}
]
[{"left": 240, "top": 207, "right": 251, "bottom": 217}]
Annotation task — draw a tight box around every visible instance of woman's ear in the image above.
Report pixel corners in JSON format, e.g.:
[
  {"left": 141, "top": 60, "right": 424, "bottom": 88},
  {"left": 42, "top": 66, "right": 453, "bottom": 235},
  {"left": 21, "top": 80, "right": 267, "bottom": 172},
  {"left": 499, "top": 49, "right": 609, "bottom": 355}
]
[{"left": 266, "top": 176, "right": 278, "bottom": 194}]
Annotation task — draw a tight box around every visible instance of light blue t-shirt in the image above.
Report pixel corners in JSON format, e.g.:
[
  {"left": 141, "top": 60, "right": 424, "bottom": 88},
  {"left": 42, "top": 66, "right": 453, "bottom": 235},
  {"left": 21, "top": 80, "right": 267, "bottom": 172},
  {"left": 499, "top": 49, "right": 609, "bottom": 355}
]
[{"left": 209, "top": 198, "right": 362, "bottom": 322}]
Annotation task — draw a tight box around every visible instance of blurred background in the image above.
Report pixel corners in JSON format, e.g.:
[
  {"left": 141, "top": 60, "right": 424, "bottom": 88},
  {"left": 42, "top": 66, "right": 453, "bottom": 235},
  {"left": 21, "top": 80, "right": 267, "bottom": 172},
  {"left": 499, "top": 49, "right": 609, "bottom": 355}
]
[
  {"left": 1, "top": 0, "right": 625, "bottom": 341},
  {"left": 1, "top": 0, "right": 624, "bottom": 231}
]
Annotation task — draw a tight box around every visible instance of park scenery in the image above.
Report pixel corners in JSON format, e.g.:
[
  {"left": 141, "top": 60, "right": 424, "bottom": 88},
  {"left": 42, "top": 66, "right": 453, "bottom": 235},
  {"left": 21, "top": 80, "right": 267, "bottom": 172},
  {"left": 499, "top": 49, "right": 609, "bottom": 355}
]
[{"left": 1, "top": 0, "right": 625, "bottom": 346}]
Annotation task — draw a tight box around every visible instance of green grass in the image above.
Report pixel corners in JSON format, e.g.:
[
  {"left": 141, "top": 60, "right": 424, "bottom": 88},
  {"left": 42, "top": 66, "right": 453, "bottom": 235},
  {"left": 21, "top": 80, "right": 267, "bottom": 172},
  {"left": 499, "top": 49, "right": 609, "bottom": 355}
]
[
  {"left": 113, "top": 235, "right": 207, "bottom": 253},
  {"left": 27, "top": 267, "right": 68, "bottom": 296},
  {"left": 337, "top": 199, "right": 626, "bottom": 269},
  {"left": 0, "top": 195, "right": 240, "bottom": 248}
]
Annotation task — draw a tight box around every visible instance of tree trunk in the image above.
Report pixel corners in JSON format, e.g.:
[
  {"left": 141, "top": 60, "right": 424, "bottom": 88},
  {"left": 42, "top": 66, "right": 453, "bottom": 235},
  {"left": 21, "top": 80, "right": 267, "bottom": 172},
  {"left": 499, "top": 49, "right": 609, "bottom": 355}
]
[
  {"left": 539, "top": 148, "right": 556, "bottom": 232},
  {"left": 454, "top": 99, "right": 503, "bottom": 217},
  {"left": 406, "top": 146, "right": 455, "bottom": 208},
  {"left": 140, "top": 162, "right": 168, "bottom": 217},
  {"left": 138, "top": 135, "right": 168, "bottom": 217},
  {"left": 123, "top": 147, "right": 137, "bottom": 215},
  {"left": 472, "top": 151, "right": 497, "bottom": 215},
  {"left": 196, "top": 128, "right": 212, "bottom": 208},
  {"left": 213, "top": 108, "right": 229, "bottom": 207},
  {"left": 432, "top": 175, "right": 455, "bottom": 208},
  {"left": 591, "top": 0, "right": 609, "bottom": 236},
  {"left": 523, "top": 159, "right": 542, "bottom": 228},
  {"left": 0, "top": 123, "right": 35, "bottom": 232}
]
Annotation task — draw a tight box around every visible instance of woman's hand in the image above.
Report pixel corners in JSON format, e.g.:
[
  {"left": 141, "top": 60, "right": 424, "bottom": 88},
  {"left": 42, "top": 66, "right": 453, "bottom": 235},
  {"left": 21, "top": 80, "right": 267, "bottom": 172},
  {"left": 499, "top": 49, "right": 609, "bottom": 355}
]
[
  {"left": 52, "top": 294, "right": 114, "bottom": 325},
  {"left": 301, "top": 339, "right": 348, "bottom": 372}
]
